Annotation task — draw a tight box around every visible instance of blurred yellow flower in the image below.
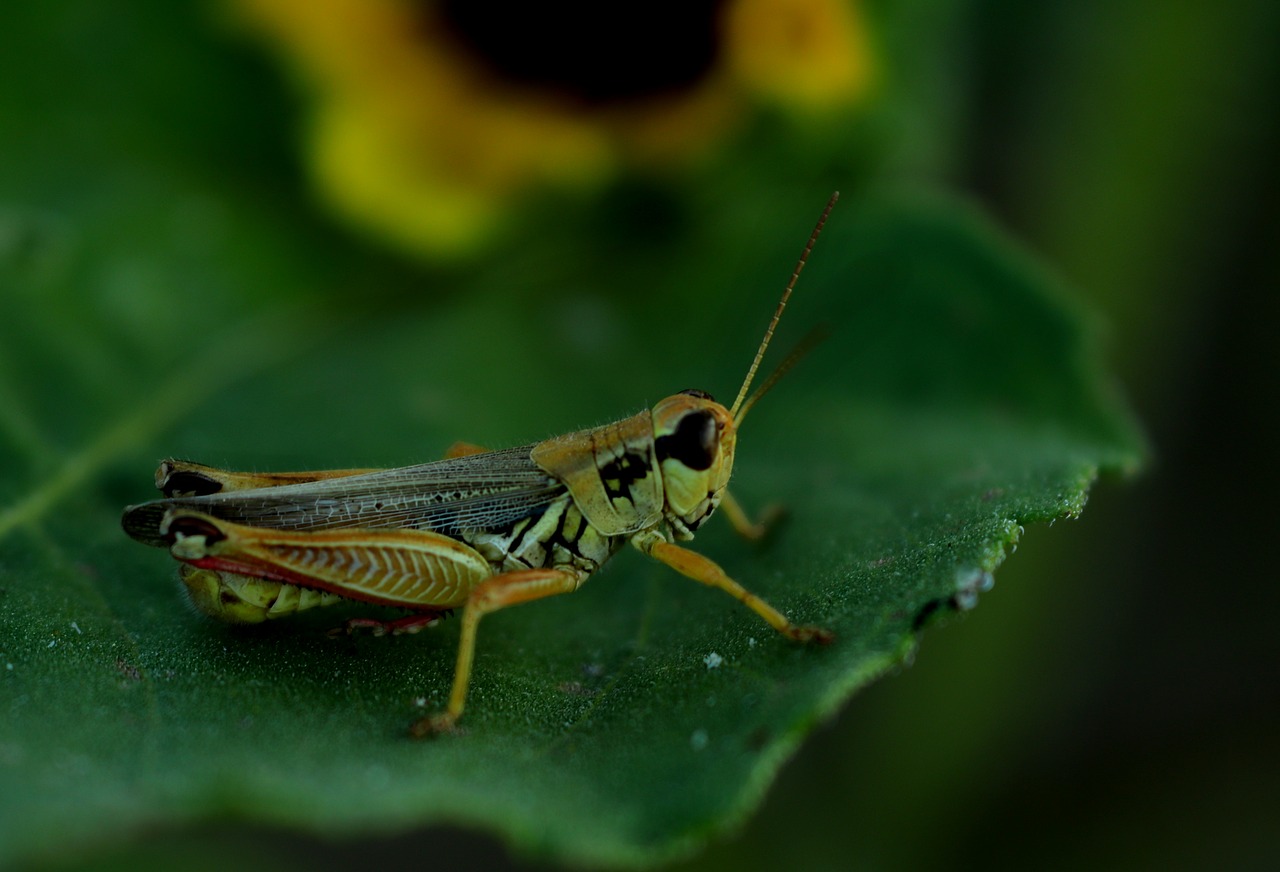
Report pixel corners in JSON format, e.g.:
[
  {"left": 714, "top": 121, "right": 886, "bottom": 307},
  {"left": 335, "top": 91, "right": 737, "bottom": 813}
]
[{"left": 233, "top": 0, "right": 874, "bottom": 258}]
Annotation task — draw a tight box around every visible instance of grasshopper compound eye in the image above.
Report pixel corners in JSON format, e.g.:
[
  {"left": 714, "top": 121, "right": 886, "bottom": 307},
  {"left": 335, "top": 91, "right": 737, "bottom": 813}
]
[{"left": 656, "top": 409, "right": 720, "bottom": 472}]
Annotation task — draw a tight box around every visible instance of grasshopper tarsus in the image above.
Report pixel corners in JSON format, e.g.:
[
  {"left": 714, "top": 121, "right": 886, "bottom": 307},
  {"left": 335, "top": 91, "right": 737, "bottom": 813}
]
[
  {"left": 409, "top": 713, "right": 461, "bottom": 739},
  {"left": 741, "top": 504, "right": 788, "bottom": 544},
  {"left": 788, "top": 625, "right": 836, "bottom": 645}
]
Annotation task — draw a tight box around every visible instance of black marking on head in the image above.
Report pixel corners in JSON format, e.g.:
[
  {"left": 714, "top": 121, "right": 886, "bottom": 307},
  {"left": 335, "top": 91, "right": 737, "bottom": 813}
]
[
  {"left": 685, "top": 493, "right": 719, "bottom": 531},
  {"left": 679, "top": 388, "right": 715, "bottom": 401},
  {"left": 655, "top": 410, "right": 718, "bottom": 472},
  {"left": 599, "top": 450, "right": 652, "bottom": 501}
]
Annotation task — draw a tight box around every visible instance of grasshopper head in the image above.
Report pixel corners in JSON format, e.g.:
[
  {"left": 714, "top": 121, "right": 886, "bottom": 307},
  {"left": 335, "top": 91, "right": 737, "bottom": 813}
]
[
  {"left": 648, "top": 192, "right": 834, "bottom": 536},
  {"left": 652, "top": 390, "right": 737, "bottom": 533},
  {"left": 648, "top": 192, "right": 838, "bottom": 536}
]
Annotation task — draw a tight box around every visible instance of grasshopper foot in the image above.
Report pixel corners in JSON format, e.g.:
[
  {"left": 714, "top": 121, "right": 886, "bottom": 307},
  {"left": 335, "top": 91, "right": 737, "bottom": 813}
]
[
  {"left": 409, "top": 712, "right": 460, "bottom": 738},
  {"left": 746, "top": 503, "right": 788, "bottom": 542},
  {"left": 787, "top": 624, "right": 835, "bottom": 645}
]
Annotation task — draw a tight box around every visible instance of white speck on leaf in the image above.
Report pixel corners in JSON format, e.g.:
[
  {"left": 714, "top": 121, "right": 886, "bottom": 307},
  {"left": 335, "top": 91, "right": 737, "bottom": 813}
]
[
  {"left": 70, "top": 622, "right": 81, "bottom": 635},
  {"left": 703, "top": 652, "right": 723, "bottom": 669},
  {"left": 953, "top": 567, "right": 995, "bottom": 610}
]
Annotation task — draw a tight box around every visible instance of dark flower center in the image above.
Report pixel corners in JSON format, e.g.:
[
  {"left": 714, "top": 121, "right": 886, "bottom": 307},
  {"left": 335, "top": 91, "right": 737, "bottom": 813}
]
[{"left": 435, "top": 1, "right": 726, "bottom": 106}]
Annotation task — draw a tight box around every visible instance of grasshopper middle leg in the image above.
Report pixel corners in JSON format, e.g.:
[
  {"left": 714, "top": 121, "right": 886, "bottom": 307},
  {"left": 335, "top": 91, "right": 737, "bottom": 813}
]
[
  {"left": 642, "top": 539, "right": 833, "bottom": 644},
  {"left": 411, "top": 567, "right": 583, "bottom": 737}
]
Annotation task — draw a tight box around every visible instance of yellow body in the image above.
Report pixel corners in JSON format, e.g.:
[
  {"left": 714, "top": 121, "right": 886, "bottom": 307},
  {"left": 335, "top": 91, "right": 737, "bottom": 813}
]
[{"left": 179, "top": 565, "right": 345, "bottom": 623}]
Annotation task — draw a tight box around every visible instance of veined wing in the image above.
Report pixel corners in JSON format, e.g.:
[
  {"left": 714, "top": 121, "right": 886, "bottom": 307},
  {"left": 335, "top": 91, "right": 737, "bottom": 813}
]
[{"left": 122, "top": 444, "right": 565, "bottom": 547}]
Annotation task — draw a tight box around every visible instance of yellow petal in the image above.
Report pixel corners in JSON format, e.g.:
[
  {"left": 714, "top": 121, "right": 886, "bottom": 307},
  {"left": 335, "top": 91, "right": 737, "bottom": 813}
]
[{"left": 726, "top": 0, "right": 874, "bottom": 109}]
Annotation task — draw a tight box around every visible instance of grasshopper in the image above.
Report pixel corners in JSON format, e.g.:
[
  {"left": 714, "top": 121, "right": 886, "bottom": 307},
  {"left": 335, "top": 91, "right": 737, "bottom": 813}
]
[{"left": 122, "top": 193, "right": 838, "bottom": 735}]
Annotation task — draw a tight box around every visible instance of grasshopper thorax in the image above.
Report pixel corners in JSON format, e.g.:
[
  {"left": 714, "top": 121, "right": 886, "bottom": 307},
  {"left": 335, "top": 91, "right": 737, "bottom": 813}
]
[{"left": 651, "top": 389, "right": 737, "bottom": 536}]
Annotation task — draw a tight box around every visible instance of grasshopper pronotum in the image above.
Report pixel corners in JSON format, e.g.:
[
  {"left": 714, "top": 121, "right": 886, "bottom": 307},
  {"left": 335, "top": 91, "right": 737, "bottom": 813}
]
[{"left": 122, "top": 193, "right": 838, "bottom": 735}]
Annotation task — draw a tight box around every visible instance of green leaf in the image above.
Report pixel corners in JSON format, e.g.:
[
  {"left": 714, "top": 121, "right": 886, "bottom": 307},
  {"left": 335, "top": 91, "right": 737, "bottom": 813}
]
[
  {"left": 0, "top": 190, "right": 1141, "bottom": 866},
  {"left": 0, "top": 6, "right": 1142, "bottom": 870}
]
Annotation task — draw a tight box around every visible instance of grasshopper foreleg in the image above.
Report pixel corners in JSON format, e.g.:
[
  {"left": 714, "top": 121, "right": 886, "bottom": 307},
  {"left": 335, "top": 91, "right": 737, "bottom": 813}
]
[
  {"left": 411, "top": 567, "right": 583, "bottom": 737},
  {"left": 641, "top": 539, "right": 833, "bottom": 644}
]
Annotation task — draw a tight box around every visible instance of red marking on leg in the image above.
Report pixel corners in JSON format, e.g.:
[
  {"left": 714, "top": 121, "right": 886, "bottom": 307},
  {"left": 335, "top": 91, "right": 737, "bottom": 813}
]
[
  {"left": 331, "top": 612, "right": 448, "bottom": 638},
  {"left": 186, "top": 555, "right": 301, "bottom": 585}
]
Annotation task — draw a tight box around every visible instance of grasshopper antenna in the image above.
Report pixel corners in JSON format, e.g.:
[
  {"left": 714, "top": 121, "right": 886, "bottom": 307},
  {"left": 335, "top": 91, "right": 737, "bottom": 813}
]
[
  {"left": 732, "top": 325, "right": 828, "bottom": 427},
  {"left": 730, "top": 191, "right": 838, "bottom": 422}
]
